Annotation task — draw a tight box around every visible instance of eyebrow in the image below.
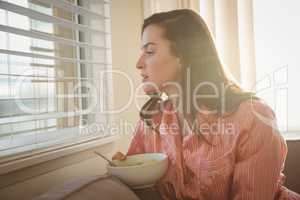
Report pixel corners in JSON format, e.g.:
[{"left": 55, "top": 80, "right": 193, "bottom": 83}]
[{"left": 141, "top": 42, "right": 156, "bottom": 50}]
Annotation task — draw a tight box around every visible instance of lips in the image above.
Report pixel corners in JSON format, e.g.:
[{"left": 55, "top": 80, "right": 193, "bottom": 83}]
[{"left": 141, "top": 74, "right": 149, "bottom": 82}]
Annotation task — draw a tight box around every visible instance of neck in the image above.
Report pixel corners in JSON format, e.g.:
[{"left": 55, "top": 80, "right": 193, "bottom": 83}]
[
  {"left": 163, "top": 88, "right": 182, "bottom": 112},
  {"left": 164, "top": 87, "right": 195, "bottom": 124}
]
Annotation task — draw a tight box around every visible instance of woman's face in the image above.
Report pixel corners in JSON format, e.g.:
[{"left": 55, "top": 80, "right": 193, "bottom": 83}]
[{"left": 136, "top": 24, "right": 182, "bottom": 95}]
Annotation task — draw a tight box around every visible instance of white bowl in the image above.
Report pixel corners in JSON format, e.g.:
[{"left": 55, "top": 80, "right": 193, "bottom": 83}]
[{"left": 107, "top": 153, "right": 168, "bottom": 189}]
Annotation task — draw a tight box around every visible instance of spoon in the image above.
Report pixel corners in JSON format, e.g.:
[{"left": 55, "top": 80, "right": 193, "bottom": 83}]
[{"left": 94, "top": 151, "right": 117, "bottom": 167}]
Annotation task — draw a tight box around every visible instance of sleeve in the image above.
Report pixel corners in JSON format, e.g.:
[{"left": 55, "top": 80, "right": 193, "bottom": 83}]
[
  {"left": 230, "top": 103, "right": 287, "bottom": 200},
  {"left": 126, "top": 119, "right": 146, "bottom": 156}
]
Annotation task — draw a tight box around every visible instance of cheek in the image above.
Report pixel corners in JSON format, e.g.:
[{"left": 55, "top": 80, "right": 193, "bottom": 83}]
[
  {"left": 142, "top": 66, "right": 162, "bottom": 94},
  {"left": 149, "top": 58, "right": 178, "bottom": 82},
  {"left": 144, "top": 59, "right": 162, "bottom": 83},
  {"left": 157, "top": 60, "right": 180, "bottom": 84},
  {"left": 141, "top": 61, "right": 164, "bottom": 94},
  {"left": 142, "top": 54, "right": 181, "bottom": 94},
  {"left": 149, "top": 66, "right": 164, "bottom": 83}
]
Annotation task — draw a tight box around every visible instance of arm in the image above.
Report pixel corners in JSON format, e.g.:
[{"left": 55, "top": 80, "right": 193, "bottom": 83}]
[
  {"left": 126, "top": 120, "right": 146, "bottom": 156},
  {"left": 230, "top": 104, "right": 287, "bottom": 200}
]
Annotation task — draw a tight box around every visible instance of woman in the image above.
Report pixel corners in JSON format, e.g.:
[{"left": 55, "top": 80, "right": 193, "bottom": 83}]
[{"left": 113, "top": 9, "right": 300, "bottom": 200}]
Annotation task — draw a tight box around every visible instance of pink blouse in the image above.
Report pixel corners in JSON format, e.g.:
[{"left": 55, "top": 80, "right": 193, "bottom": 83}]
[{"left": 126, "top": 99, "right": 300, "bottom": 200}]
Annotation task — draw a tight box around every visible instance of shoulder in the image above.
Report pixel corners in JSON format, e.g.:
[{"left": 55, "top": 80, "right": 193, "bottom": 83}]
[
  {"left": 234, "top": 99, "right": 285, "bottom": 145},
  {"left": 239, "top": 98, "right": 275, "bottom": 117},
  {"left": 233, "top": 98, "right": 276, "bottom": 129}
]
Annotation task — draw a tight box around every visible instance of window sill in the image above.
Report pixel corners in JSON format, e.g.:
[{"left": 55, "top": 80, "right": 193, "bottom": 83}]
[
  {"left": 282, "top": 132, "right": 300, "bottom": 141},
  {"left": 0, "top": 134, "right": 119, "bottom": 176}
]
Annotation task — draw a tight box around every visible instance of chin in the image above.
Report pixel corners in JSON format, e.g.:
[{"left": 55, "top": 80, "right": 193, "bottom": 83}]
[
  {"left": 143, "top": 86, "right": 160, "bottom": 95},
  {"left": 141, "top": 81, "right": 161, "bottom": 95}
]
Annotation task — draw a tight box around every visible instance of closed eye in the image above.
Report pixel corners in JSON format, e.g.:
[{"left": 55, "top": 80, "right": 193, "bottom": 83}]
[{"left": 146, "top": 51, "right": 154, "bottom": 55}]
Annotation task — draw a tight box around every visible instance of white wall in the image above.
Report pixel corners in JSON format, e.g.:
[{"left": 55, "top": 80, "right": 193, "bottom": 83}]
[{"left": 111, "top": 0, "right": 144, "bottom": 153}]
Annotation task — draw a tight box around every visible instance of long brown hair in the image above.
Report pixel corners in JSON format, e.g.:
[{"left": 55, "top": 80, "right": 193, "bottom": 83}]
[{"left": 139, "top": 9, "right": 256, "bottom": 143}]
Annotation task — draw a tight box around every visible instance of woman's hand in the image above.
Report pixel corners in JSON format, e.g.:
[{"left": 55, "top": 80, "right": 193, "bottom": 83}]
[{"left": 112, "top": 151, "right": 127, "bottom": 161}]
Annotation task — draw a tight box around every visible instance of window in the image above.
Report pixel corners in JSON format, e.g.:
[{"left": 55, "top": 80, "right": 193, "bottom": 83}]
[
  {"left": 252, "top": 0, "right": 300, "bottom": 133},
  {"left": 0, "top": 0, "right": 112, "bottom": 158}
]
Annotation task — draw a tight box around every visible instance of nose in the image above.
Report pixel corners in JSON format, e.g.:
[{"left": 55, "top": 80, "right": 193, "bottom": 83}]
[{"left": 136, "top": 54, "right": 144, "bottom": 70}]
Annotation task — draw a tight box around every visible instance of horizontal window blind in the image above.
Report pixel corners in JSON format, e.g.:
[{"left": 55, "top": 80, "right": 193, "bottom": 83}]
[{"left": 0, "top": 0, "right": 112, "bottom": 157}]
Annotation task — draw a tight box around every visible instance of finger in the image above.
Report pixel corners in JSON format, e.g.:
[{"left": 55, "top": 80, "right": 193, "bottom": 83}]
[
  {"left": 112, "top": 152, "right": 123, "bottom": 160},
  {"left": 119, "top": 154, "right": 127, "bottom": 160}
]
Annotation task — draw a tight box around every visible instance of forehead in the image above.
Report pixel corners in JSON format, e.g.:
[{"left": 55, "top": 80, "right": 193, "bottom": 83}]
[{"left": 141, "top": 24, "right": 166, "bottom": 46}]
